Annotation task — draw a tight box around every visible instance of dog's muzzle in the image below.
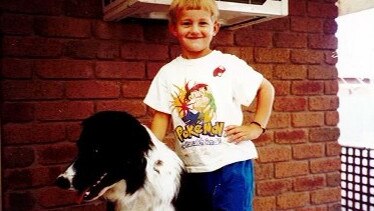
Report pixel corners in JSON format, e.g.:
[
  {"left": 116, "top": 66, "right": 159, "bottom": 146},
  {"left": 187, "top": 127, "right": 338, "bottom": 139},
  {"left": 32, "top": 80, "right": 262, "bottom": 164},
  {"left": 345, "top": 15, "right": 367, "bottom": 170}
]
[
  {"left": 56, "top": 164, "right": 76, "bottom": 190},
  {"left": 56, "top": 175, "right": 72, "bottom": 189}
]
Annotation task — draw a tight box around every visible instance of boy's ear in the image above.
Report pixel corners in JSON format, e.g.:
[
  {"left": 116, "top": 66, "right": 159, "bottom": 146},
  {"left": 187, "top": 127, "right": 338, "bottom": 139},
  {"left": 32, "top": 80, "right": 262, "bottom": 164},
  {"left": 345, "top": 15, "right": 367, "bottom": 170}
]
[
  {"left": 213, "top": 21, "right": 220, "bottom": 36},
  {"left": 169, "top": 24, "right": 178, "bottom": 37}
]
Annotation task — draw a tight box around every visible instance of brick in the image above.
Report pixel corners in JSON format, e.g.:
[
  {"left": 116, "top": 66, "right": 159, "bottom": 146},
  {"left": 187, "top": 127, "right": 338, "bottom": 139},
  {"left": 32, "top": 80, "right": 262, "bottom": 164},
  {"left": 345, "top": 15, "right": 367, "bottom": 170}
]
[
  {"left": 4, "top": 166, "right": 62, "bottom": 190},
  {"left": 0, "top": 0, "right": 64, "bottom": 15},
  {"left": 3, "top": 146, "right": 35, "bottom": 168},
  {"left": 253, "top": 18, "right": 289, "bottom": 31},
  {"left": 122, "top": 81, "right": 151, "bottom": 98},
  {"left": 5, "top": 191, "right": 36, "bottom": 211},
  {"left": 64, "top": 0, "right": 102, "bottom": 18},
  {"left": 258, "top": 145, "right": 292, "bottom": 163},
  {"left": 216, "top": 46, "right": 254, "bottom": 63},
  {"left": 274, "top": 96, "right": 307, "bottom": 112},
  {"left": 1, "top": 13, "right": 34, "bottom": 35},
  {"left": 144, "top": 23, "right": 176, "bottom": 43},
  {"left": 292, "top": 112, "right": 324, "bottom": 127},
  {"left": 324, "top": 19, "right": 338, "bottom": 34},
  {"left": 2, "top": 102, "right": 35, "bottom": 123},
  {"left": 35, "top": 17, "right": 91, "bottom": 38},
  {"left": 35, "top": 101, "right": 94, "bottom": 121},
  {"left": 308, "top": 65, "right": 338, "bottom": 80},
  {"left": 308, "top": 34, "right": 338, "bottom": 50},
  {"left": 275, "top": 129, "right": 308, "bottom": 144},
  {"left": 235, "top": 29, "right": 272, "bottom": 47},
  {"left": 36, "top": 143, "right": 77, "bottom": 165},
  {"left": 288, "top": 0, "right": 307, "bottom": 16},
  {"left": 94, "top": 20, "right": 144, "bottom": 41},
  {"left": 328, "top": 203, "right": 341, "bottom": 211},
  {"left": 2, "top": 80, "right": 64, "bottom": 100},
  {"left": 268, "top": 113, "right": 290, "bottom": 129},
  {"left": 292, "top": 81, "right": 324, "bottom": 95},
  {"left": 324, "top": 80, "right": 339, "bottom": 95},
  {"left": 253, "top": 196, "right": 276, "bottom": 211},
  {"left": 66, "top": 122, "right": 82, "bottom": 142},
  {"left": 96, "top": 100, "right": 148, "bottom": 117},
  {"left": 65, "top": 40, "right": 120, "bottom": 59},
  {"left": 3, "top": 36, "right": 63, "bottom": 58},
  {"left": 251, "top": 64, "right": 273, "bottom": 79},
  {"left": 277, "top": 192, "right": 310, "bottom": 209},
  {"left": 254, "top": 48, "right": 290, "bottom": 63},
  {"left": 311, "top": 187, "right": 340, "bottom": 205},
  {"left": 325, "top": 111, "right": 339, "bottom": 126},
  {"left": 310, "top": 157, "right": 340, "bottom": 174},
  {"left": 3, "top": 123, "right": 66, "bottom": 145},
  {"left": 326, "top": 172, "right": 340, "bottom": 187},
  {"left": 309, "top": 96, "right": 339, "bottom": 111},
  {"left": 255, "top": 163, "right": 274, "bottom": 180},
  {"left": 1, "top": 58, "right": 33, "bottom": 79},
  {"left": 35, "top": 60, "right": 94, "bottom": 79},
  {"left": 275, "top": 160, "right": 309, "bottom": 178},
  {"left": 147, "top": 62, "right": 166, "bottom": 79},
  {"left": 291, "top": 50, "right": 324, "bottom": 64},
  {"left": 293, "top": 144, "right": 325, "bottom": 159},
  {"left": 96, "top": 61, "right": 145, "bottom": 79},
  {"left": 257, "top": 179, "right": 292, "bottom": 196},
  {"left": 325, "top": 51, "right": 338, "bottom": 65},
  {"left": 326, "top": 141, "right": 341, "bottom": 156},
  {"left": 36, "top": 187, "right": 77, "bottom": 207},
  {"left": 65, "top": 81, "right": 120, "bottom": 99},
  {"left": 294, "top": 175, "right": 326, "bottom": 191},
  {"left": 170, "top": 44, "right": 182, "bottom": 59},
  {"left": 272, "top": 80, "right": 291, "bottom": 96},
  {"left": 252, "top": 132, "right": 273, "bottom": 146},
  {"left": 212, "top": 29, "right": 234, "bottom": 46},
  {"left": 296, "top": 205, "right": 329, "bottom": 211},
  {"left": 307, "top": 2, "right": 338, "bottom": 18},
  {"left": 274, "top": 32, "right": 307, "bottom": 48},
  {"left": 121, "top": 43, "right": 169, "bottom": 60},
  {"left": 309, "top": 127, "right": 340, "bottom": 142},
  {"left": 274, "top": 64, "right": 307, "bottom": 80},
  {"left": 290, "top": 17, "right": 323, "bottom": 33}
]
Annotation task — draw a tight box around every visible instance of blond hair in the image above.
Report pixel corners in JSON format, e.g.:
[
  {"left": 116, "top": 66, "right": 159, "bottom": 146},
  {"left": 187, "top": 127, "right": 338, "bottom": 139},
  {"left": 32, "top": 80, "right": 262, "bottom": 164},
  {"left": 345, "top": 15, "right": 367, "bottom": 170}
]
[{"left": 168, "top": 0, "right": 219, "bottom": 24}]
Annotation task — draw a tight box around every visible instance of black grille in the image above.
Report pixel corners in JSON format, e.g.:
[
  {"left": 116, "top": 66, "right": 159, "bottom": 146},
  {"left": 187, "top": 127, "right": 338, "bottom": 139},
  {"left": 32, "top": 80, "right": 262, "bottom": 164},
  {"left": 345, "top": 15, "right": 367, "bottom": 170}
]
[{"left": 341, "top": 146, "right": 374, "bottom": 210}]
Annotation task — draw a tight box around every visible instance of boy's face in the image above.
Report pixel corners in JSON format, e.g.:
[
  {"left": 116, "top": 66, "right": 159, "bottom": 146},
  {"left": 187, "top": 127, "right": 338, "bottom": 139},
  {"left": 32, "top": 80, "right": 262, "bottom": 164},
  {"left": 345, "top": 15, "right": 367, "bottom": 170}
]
[{"left": 170, "top": 9, "right": 220, "bottom": 59}]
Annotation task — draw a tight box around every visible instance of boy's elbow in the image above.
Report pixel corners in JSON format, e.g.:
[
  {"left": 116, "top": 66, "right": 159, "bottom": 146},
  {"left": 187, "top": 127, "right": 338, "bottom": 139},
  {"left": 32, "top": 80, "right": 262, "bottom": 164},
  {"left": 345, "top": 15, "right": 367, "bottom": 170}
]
[{"left": 261, "top": 78, "right": 275, "bottom": 97}]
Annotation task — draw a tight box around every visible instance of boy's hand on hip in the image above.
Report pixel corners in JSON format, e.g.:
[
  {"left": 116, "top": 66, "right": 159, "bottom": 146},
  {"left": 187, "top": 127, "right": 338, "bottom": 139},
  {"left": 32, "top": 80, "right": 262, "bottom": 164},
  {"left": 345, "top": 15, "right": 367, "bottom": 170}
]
[{"left": 225, "top": 125, "right": 263, "bottom": 144}]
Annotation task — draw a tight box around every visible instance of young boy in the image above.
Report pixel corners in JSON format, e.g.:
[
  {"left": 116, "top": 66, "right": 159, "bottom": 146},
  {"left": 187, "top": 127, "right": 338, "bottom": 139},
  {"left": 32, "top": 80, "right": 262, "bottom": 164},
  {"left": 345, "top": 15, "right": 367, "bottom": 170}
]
[{"left": 144, "top": 0, "right": 275, "bottom": 210}]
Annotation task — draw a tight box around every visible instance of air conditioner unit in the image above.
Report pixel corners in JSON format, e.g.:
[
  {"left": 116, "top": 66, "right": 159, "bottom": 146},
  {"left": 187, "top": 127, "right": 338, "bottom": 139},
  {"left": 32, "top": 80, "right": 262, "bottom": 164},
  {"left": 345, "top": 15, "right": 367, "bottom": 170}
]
[{"left": 102, "top": 0, "right": 288, "bottom": 30}]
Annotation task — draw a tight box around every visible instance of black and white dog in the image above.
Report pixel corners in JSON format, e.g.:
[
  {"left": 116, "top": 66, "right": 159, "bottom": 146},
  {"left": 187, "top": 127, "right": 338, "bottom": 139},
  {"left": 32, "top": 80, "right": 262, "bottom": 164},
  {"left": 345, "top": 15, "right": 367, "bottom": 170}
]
[{"left": 56, "top": 111, "right": 184, "bottom": 211}]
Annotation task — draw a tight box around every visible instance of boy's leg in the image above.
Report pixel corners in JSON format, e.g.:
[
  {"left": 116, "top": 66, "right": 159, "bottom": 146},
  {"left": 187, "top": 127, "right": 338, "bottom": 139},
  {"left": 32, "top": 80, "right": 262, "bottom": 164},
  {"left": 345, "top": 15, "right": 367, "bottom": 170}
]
[{"left": 212, "top": 160, "right": 255, "bottom": 211}]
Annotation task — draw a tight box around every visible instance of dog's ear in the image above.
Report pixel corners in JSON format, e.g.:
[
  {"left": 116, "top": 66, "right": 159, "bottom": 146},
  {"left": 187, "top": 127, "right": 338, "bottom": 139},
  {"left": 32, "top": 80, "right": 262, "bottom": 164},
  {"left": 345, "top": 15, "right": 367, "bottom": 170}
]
[{"left": 119, "top": 157, "right": 147, "bottom": 194}]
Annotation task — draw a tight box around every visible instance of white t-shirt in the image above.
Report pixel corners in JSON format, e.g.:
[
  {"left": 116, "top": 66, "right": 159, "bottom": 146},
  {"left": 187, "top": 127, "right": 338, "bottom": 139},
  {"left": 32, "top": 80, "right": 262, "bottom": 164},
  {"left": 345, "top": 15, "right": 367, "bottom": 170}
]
[{"left": 144, "top": 50, "right": 263, "bottom": 173}]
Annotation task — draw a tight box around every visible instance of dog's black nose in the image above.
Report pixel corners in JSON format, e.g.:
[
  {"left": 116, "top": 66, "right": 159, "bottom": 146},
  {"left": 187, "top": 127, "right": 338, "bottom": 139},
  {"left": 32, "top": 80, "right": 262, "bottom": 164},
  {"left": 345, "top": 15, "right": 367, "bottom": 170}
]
[{"left": 56, "top": 176, "right": 71, "bottom": 189}]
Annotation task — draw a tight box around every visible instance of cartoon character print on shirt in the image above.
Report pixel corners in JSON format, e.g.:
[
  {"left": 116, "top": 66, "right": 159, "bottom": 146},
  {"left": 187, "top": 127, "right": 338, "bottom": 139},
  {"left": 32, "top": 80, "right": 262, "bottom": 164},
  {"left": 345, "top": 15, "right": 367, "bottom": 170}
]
[{"left": 171, "top": 81, "right": 224, "bottom": 149}]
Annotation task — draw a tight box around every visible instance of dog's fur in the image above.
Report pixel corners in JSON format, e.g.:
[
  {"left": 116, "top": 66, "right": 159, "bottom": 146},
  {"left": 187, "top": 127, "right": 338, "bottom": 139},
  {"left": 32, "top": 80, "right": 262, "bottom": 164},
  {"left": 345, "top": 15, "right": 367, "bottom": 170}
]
[{"left": 56, "top": 111, "right": 184, "bottom": 211}]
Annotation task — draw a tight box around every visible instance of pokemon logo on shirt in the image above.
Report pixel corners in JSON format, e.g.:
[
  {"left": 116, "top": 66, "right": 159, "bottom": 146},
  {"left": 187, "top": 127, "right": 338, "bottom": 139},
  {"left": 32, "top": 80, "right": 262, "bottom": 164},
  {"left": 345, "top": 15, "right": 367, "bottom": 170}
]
[{"left": 171, "top": 81, "right": 224, "bottom": 148}]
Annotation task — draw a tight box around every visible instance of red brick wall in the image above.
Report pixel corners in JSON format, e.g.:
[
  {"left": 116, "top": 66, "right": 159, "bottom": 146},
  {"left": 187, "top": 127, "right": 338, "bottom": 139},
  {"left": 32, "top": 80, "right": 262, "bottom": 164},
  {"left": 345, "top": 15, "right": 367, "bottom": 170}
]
[{"left": 1, "top": 0, "right": 341, "bottom": 210}]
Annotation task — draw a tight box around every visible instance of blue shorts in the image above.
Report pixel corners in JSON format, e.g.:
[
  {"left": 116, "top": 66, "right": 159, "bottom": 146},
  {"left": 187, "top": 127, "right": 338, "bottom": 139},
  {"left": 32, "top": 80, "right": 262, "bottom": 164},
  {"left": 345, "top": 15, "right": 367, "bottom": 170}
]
[{"left": 176, "top": 160, "right": 255, "bottom": 211}]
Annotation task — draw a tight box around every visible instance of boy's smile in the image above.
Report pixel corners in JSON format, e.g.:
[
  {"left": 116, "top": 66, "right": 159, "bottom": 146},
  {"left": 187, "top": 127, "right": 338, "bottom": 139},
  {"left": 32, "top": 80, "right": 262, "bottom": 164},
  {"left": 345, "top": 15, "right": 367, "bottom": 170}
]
[{"left": 170, "top": 9, "right": 220, "bottom": 59}]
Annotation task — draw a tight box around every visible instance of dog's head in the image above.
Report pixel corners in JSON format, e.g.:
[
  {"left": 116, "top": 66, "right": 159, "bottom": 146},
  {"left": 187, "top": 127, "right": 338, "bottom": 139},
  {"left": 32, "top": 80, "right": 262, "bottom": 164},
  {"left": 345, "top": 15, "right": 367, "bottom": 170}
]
[{"left": 56, "top": 111, "right": 152, "bottom": 203}]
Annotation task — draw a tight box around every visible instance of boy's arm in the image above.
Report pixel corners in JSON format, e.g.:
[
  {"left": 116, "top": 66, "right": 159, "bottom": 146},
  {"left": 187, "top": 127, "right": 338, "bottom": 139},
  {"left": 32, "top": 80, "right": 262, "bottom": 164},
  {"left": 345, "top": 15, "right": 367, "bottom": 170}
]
[
  {"left": 253, "top": 78, "right": 275, "bottom": 128},
  {"left": 150, "top": 110, "right": 171, "bottom": 141},
  {"left": 225, "top": 78, "right": 275, "bottom": 143}
]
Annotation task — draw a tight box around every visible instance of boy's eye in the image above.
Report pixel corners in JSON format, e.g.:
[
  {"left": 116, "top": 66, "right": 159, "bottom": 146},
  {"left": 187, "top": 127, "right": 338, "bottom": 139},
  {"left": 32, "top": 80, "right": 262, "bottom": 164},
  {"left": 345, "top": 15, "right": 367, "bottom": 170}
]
[
  {"left": 181, "top": 21, "right": 191, "bottom": 26},
  {"left": 199, "top": 22, "right": 209, "bottom": 26}
]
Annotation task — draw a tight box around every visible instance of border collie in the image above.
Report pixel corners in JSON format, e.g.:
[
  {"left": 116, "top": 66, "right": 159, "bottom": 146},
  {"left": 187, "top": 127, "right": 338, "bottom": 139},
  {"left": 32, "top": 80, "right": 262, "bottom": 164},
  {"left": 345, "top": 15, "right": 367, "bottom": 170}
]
[{"left": 56, "top": 111, "right": 184, "bottom": 211}]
